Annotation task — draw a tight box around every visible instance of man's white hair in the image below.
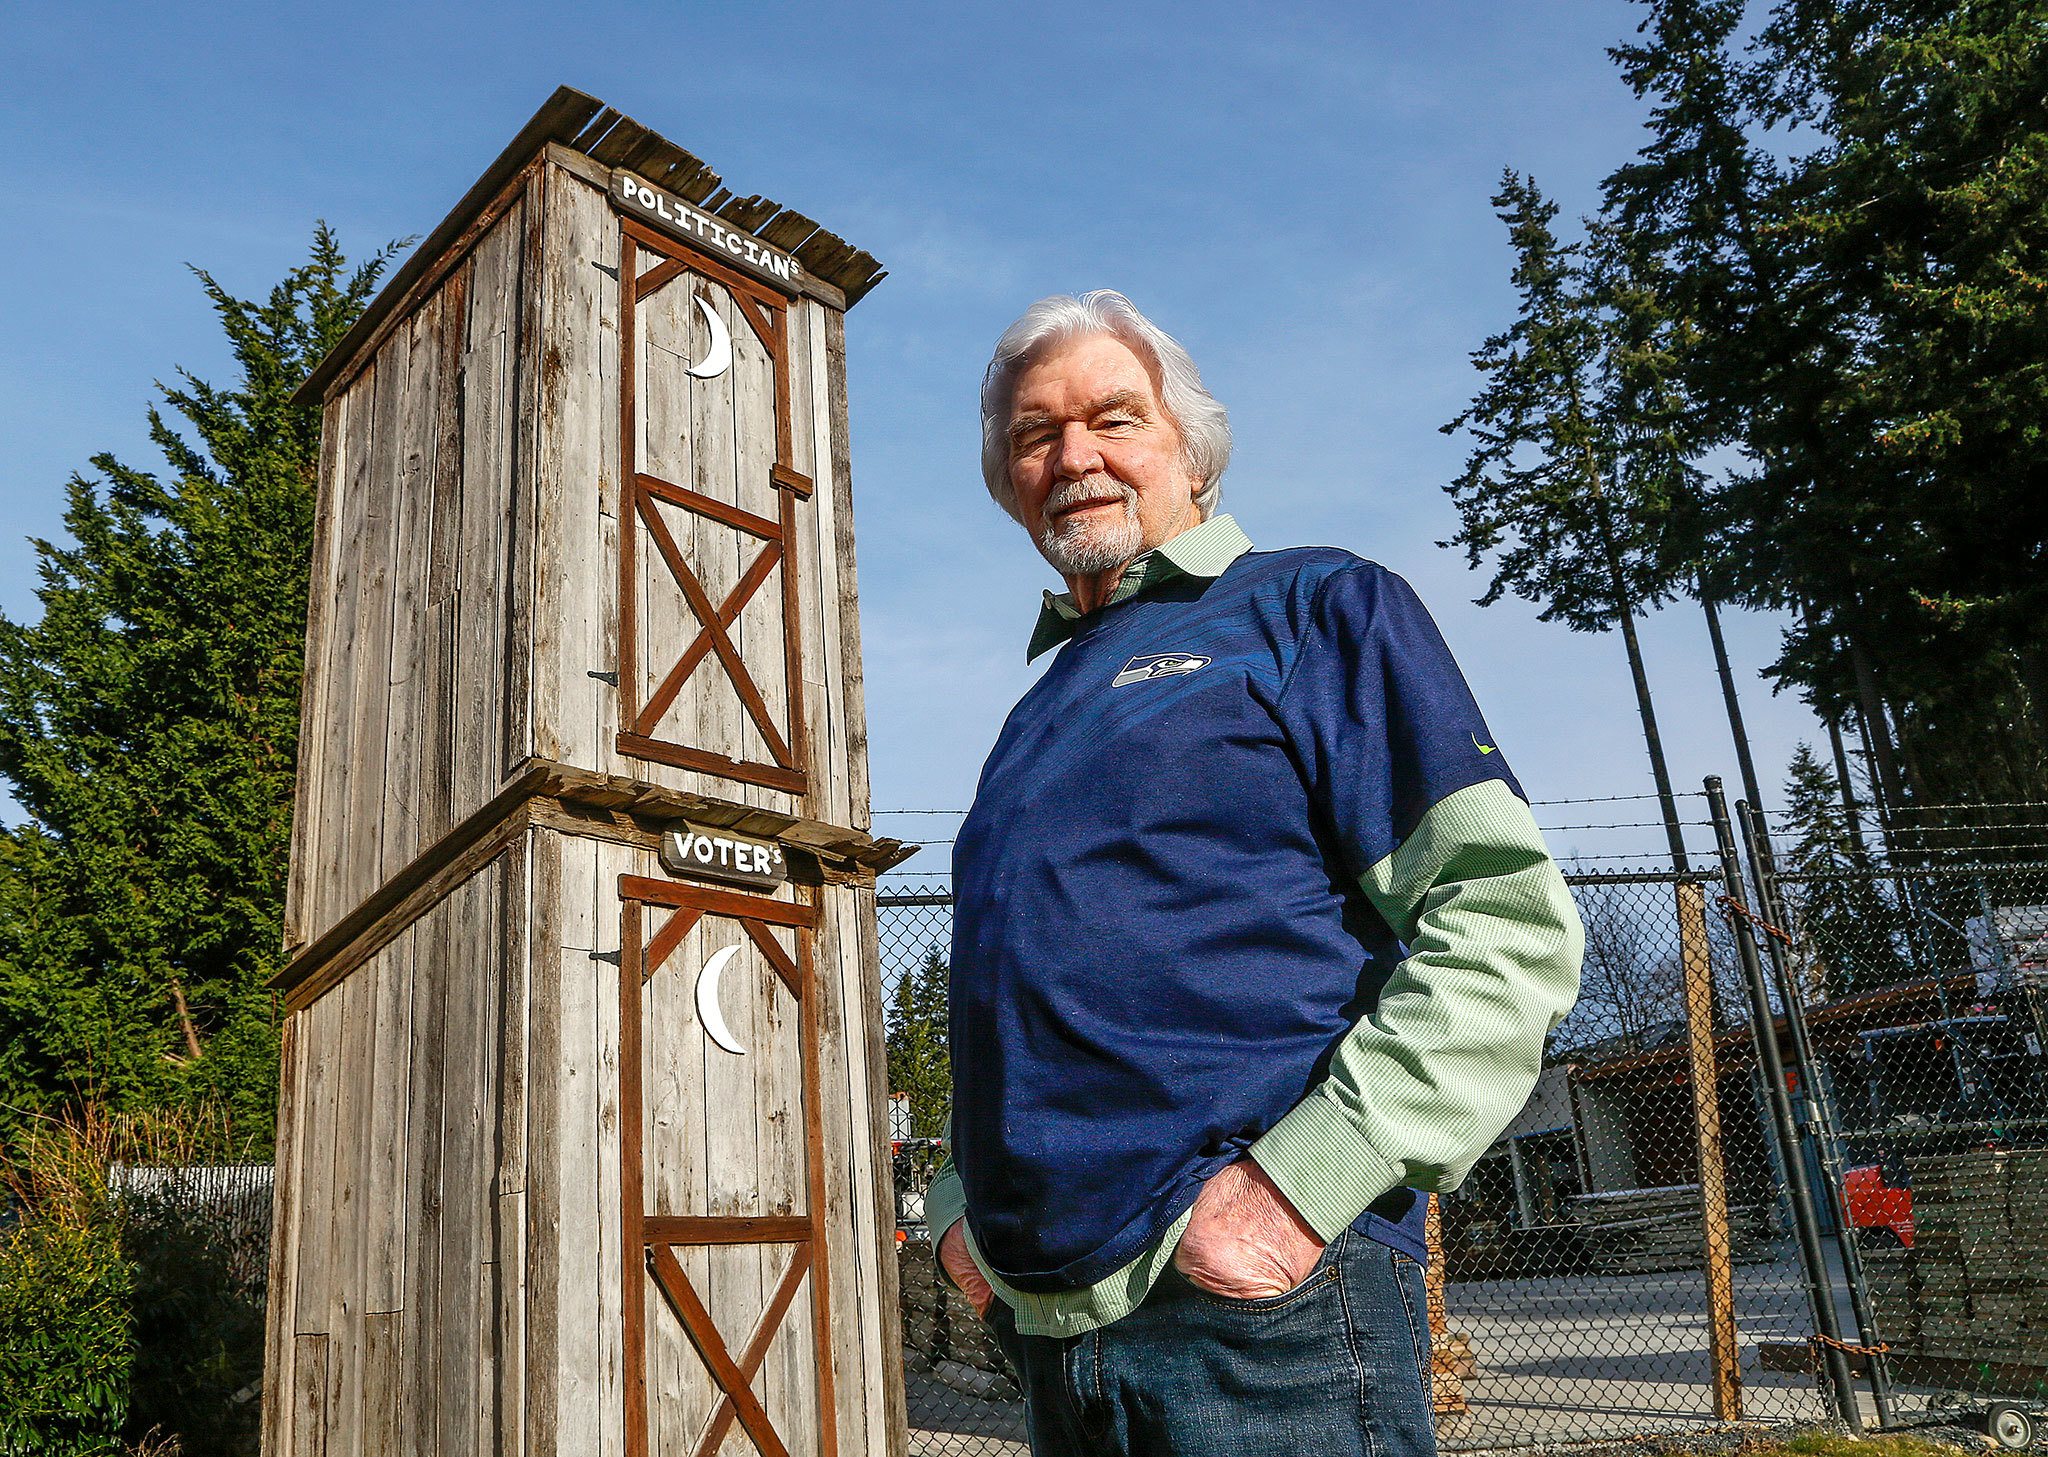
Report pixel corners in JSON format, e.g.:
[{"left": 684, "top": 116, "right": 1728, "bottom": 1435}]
[{"left": 979, "top": 290, "right": 1231, "bottom": 523}]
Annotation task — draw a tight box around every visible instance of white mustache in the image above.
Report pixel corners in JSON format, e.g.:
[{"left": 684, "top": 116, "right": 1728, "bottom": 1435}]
[{"left": 1044, "top": 476, "right": 1137, "bottom": 521}]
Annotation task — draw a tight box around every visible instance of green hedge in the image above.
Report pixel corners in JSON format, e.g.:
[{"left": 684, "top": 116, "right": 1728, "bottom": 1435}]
[
  {"left": 0, "top": 1207, "right": 132, "bottom": 1457},
  {"left": 0, "top": 1109, "right": 268, "bottom": 1456}
]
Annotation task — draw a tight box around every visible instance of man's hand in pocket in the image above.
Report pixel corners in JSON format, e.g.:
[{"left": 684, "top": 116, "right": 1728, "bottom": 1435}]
[
  {"left": 938, "top": 1220, "right": 995, "bottom": 1319},
  {"left": 1173, "top": 1157, "right": 1326, "bottom": 1299}
]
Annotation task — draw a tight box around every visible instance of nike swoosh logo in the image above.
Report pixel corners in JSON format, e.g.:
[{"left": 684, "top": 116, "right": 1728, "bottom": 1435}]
[{"left": 1472, "top": 733, "right": 1496, "bottom": 755}]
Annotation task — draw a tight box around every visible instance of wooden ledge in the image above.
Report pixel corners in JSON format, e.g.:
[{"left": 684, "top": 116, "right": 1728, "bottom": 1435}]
[{"left": 272, "top": 757, "right": 913, "bottom": 1010}]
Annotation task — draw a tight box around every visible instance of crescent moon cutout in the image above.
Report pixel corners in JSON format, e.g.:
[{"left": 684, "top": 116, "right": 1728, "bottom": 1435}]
[
  {"left": 694, "top": 943, "right": 748, "bottom": 1056},
  {"left": 686, "top": 295, "right": 733, "bottom": 380}
]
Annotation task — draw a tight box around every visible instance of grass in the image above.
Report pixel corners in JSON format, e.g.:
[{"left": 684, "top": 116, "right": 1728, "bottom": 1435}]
[{"left": 1745, "top": 1435, "right": 1981, "bottom": 1457}]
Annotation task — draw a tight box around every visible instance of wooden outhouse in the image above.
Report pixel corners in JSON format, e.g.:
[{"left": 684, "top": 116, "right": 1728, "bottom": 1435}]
[{"left": 263, "top": 88, "right": 911, "bottom": 1457}]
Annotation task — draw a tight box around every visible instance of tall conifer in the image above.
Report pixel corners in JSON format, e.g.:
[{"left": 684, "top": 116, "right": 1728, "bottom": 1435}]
[
  {"left": 1443, "top": 173, "right": 1693, "bottom": 868},
  {"left": 0, "top": 228, "right": 394, "bottom": 1154}
]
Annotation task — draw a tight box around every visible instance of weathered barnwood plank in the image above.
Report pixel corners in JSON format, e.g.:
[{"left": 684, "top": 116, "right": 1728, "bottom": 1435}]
[
  {"left": 730, "top": 290, "right": 788, "bottom": 815},
  {"left": 285, "top": 393, "right": 348, "bottom": 954},
  {"left": 292, "top": 993, "right": 343, "bottom": 1340},
  {"left": 312, "top": 365, "right": 375, "bottom": 939},
  {"left": 434, "top": 861, "right": 502, "bottom": 1457},
  {"left": 532, "top": 164, "right": 617, "bottom": 773},
  {"left": 794, "top": 306, "right": 835, "bottom": 828},
  {"left": 361, "top": 1312, "right": 402, "bottom": 1457},
  {"left": 399, "top": 910, "right": 449, "bottom": 1456},
  {"left": 504, "top": 171, "right": 546, "bottom": 786},
  {"left": 452, "top": 202, "right": 525, "bottom": 821},
  {"left": 261, "top": 1011, "right": 310, "bottom": 1456},
  {"left": 292, "top": 1333, "right": 331, "bottom": 1457},
  {"left": 494, "top": 826, "right": 533, "bottom": 1450},
  {"left": 824, "top": 301, "right": 907, "bottom": 1457},
  {"left": 365, "top": 927, "right": 415, "bottom": 1320},
  {"left": 380, "top": 290, "right": 446, "bottom": 884},
  {"left": 345, "top": 316, "right": 409, "bottom": 924},
  {"left": 420, "top": 255, "right": 471, "bottom": 864},
  {"left": 331, "top": 950, "right": 386, "bottom": 1455},
  {"left": 823, "top": 307, "right": 876, "bottom": 839},
  {"left": 592, "top": 837, "right": 629, "bottom": 1455},
  {"left": 520, "top": 831, "right": 562, "bottom": 1457}
]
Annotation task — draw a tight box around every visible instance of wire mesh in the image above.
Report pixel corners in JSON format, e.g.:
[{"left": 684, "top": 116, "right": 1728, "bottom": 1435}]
[
  {"left": 876, "top": 826, "right": 2048, "bottom": 1452},
  {"left": 1745, "top": 822, "right": 2048, "bottom": 1433}
]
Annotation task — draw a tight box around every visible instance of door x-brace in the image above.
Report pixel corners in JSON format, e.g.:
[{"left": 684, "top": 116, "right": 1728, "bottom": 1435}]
[
  {"left": 617, "top": 221, "right": 812, "bottom": 798},
  {"left": 618, "top": 878, "right": 838, "bottom": 1457}
]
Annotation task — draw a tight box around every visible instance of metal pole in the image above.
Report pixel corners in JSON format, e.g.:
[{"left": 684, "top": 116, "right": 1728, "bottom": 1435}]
[
  {"left": 1706, "top": 777, "right": 1861, "bottom": 1429},
  {"left": 1739, "top": 799, "right": 1895, "bottom": 1426},
  {"left": 1701, "top": 590, "right": 1766, "bottom": 818}
]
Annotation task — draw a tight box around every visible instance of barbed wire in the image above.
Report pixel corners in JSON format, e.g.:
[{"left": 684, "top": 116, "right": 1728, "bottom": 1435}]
[
  {"left": 1539, "top": 819, "right": 1714, "bottom": 832},
  {"left": 1764, "top": 799, "right": 2048, "bottom": 818},
  {"left": 1780, "top": 821, "right": 2048, "bottom": 836},
  {"left": 1529, "top": 790, "right": 1708, "bottom": 806}
]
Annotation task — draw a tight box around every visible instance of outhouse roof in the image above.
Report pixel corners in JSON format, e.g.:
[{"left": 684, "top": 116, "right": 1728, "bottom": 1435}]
[{"left": 293, "top": 86, "right": 886, "bottom": 408}]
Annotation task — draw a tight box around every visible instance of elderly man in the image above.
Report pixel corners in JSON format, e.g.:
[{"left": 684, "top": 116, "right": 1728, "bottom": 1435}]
[{"left": 922, "top": 291, "right": 1583, "bottom": 1456}]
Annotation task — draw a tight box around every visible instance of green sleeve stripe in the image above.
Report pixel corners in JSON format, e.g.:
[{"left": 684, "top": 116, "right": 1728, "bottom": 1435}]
[{"left": 1250, "top": 778, "right": 1585, "bottom": 1242}]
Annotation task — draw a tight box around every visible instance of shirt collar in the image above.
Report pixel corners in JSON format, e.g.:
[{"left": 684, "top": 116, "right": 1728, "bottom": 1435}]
[{"left": 1026, "top": 513, "right": 1254, "bottom": 661}]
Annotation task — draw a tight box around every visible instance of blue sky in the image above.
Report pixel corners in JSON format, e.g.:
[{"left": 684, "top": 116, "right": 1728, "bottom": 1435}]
[{"left": 0, "top": 1, "right": 1823, "bottom": 868}]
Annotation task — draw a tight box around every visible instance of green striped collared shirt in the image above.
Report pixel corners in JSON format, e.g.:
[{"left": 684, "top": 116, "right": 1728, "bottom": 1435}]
[{"left": 924, "top": 514, "right": 1583, "bottom": 1337}]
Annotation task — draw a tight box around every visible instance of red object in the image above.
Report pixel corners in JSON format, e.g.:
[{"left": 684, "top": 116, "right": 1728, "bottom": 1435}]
[{"left": 1843, "top": 1164, "right": 1915, "bottom": 1247}]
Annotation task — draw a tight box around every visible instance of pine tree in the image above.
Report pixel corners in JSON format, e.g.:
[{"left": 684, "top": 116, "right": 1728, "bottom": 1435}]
[
  {"left": 884, "top": 948, "right": 951, "bottom": 1140},
  {"left": 0, "top": 228, "right": 395, "bottom": 1156},
  {"left": 1733, "top": 0, "right": 2048, "bottom": 806},
  {"left": 1442, "top": 173, "right": 1693, "bottom": 868},
  {"left": 1778, "top": 742, "right": 1911, "bottom": 996}
]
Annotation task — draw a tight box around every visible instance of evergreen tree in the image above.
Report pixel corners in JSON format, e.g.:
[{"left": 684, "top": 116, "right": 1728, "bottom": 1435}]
[
  {"left": 1750, "top": 0, "right": 2048, "bottom": 805},
  {"left": 1454, "top": 0, "right": 2048, "bottom": 824},
  {"left": 1442, "top": 173, "right": 1693, "bottom": 868},
  {"left": 885, "top": 948, "right": 951, "bottom": 1140},
  {"left": 1778, "top": 742, "right": 1912, "bottom": 996},
  {"left": 0, "top": 228, "right": 395, "bottom": 1156}
]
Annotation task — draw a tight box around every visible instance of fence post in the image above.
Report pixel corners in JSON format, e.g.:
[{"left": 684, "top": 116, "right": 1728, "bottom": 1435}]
[
  {"left": 1424, "top": 1195, "right": 1468, "bottom": 1416},
  {"left": 1677, "top": 878, "right": 1742, "bottom": 1421},
  {"left": 1738, "top": 799, "right": 1896, "bottom": 1426},
  {"left": 1707, "top": 776, "right": 1862, "bottom": 1429}
]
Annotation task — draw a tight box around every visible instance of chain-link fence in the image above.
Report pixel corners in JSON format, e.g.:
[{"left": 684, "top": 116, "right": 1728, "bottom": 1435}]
[
  {"left": 877, "top": 787, "right": 2048, "bottom": 1454},
  {"left": 1748, "top": 799, "right": 2048, "bottom": 1446}
]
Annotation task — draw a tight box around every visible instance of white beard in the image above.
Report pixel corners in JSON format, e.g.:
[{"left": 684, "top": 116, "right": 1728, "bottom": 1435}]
[{"left": 1035, "top": 476, "right": 1144, "bottom": 576}]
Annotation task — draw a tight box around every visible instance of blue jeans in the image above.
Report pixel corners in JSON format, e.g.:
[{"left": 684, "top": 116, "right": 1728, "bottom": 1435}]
[{"left": 986, "top": 1229, "right": 1439, "bottom": 1457}]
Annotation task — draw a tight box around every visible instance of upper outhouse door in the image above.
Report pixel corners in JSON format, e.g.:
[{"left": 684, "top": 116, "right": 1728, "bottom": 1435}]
[{"left": 619, "top": 219, "right": 812, "bottom": 800}]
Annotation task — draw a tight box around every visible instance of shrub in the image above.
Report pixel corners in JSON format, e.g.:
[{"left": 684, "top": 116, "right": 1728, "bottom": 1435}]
[
  {"left": 0, "top": 1114, "right": 133, "bottom": 1457},
  {"left": 0, "top": 1102, "right": 268, "bottom": 1456}
]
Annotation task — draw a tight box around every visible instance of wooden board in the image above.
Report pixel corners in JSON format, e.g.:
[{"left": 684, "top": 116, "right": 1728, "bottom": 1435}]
[
  {"left": 273, "top": 851, "right": 520, "bottom": 1457},
  {"left": 289, "top": 199, "right": 533, "bottom": 951}
]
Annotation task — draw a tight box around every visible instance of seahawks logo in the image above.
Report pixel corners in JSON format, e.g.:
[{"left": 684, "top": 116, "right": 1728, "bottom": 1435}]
[{"left": 1111, "top": 653, "right": 1212, "bottom": 688}]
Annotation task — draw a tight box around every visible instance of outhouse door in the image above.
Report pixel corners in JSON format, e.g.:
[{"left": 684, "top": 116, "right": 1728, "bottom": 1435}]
[{"left": 618, "top": 219, "right": 813, "bottom": 801}]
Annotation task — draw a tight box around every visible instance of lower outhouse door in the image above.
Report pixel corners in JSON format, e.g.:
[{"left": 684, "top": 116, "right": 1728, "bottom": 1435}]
[{"left": 619, "top": 871, "right": 836, "bottom": 1457}]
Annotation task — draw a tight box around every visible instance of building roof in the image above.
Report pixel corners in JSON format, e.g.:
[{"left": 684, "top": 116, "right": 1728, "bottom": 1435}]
[{"left": 294, "top": 86, "right": 885, "bottom": 408}]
